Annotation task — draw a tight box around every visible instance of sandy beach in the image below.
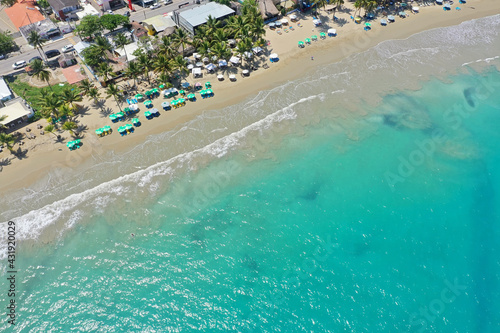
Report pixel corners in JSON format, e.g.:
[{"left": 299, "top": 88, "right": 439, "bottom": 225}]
[{"left": 0, "top": 0, "right": 498, "bottom": 194}]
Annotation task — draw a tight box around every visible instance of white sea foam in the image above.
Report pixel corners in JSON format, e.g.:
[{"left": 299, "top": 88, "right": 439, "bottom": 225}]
[{"left": 1, "top": 14, "right": 500, "bottom": 262}]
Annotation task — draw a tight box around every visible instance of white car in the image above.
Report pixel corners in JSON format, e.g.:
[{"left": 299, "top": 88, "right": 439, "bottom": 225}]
[
  {"left": 150, "top": 3, "right": 161, "bottom": 9},
  {"left": 107, "top": 10, "right": 113, "bottom": 14},
  {"left": 163, "top": 0, "right": 172, "bottom": 4},
  {"left": 12, "top": 60, "right": 27, "bottom": 70},
  {"left": 61, "top": 44, "right": 75, "bottom": 53}
]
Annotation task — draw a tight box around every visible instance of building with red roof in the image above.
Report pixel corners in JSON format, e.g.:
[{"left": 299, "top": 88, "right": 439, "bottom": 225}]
[{"left": 4, "top": 0, "right": 45, "bottom": 31}]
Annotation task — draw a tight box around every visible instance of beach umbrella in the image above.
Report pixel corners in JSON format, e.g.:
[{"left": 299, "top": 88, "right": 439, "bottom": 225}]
[
  {"left": 193, "top": 52, "right": 201, "bottom": 59},
  {"left": 217, "top": 74, "right": 224, "bottom": 81},
  {"left": 328, "top": 28, "right": 337, "bottom": 36},
  {"left": 211, "top": 55, "right": 218, "bottom": 61},
  {"left": 365, "top": 22, "right": 371, "bottom": 27},
  {"left": 132, "top": 118, "right": 139, "bottom": 124},
  {"left": 269, "top": 22, "right": 276, "bottom": 28},
  {"left": 399, "top": 11, "right": 406, "bottom": 17},
  {"left": 436, "top": 0, "right": 443, "bottom": 3},
  {"left": 124, "top": 107, "right": 130, "bottom": 113},
  {"left": 305, "top": 38, "right": 311, "bottom": 44},
  {"left": 290, "top": 14, "right": 297, "bottom": 21},
  {"left": 205, "top": 82, "right": 211, "bottom": 88},
  {"left": 242, "top": 69, "right": 249, "bottom": 76},
  {"left": 116, "top": 111, "right": 125, "bottom": 118},
  {"left": 401, "top": 2, "right": 407, "bottom": 7},
  {"left": 161, "top": 101, "right": 169, "bottom": 108},
  {"left": 311, "top": 35, "right": 318, "bottom": 40},
  {"left": 444, "top": 3, "right": 451, "bottom": 9},
  {"left": 125, "top": 124, "right": 133, "bottom": 130},
  {"left": 144, "top": 111, "right": 151, "bottom": 117},
  {"left": 170, "top": 100, "right": 177, "bottom": 105},
  {"left": 275, "top": 21, "right": 282, "bottom": 27},
  {"left": 205, "top": 63, "right": 216, "bottom": 71},
  {"left": 118, "top": 126, "right": 126, "bottom": 132},
  {"left": 181, "top": 82, "right": 190, "bottom": 89},
  {"left": 130, "top": 104, "right": 138, "bottom": 111},
  {"left": 320, "top": 32, "right": 326, "bottom": 38},
  {"left": 412, "top": 6, "right": 419, "bottom": 12},
  {"left": 243, "top": 51, "right": 253, "bottom": 59},
  {"left": 388, "top": 15, "right": 395, "bottom": 21},
  {"left": 281, "top": 18, "right": 288, "bottom": 25},
  {"left": 109, "top": 114, "right": 117, "bottom": 121},
  {"left": 187, "top": 93, "right": 195, "bottom": 99},
  {"left": 195, "top": 82, "right": 202, "bottom": 88},
  {"left": 179, "top": 89, "right": 185, "bottom": 95},
  {"left": 95, "top": 129, "right": 103, "bottom": 135},
  {"left": 151, "top": 108, "right": 159, "bottom": 113},
  {"left": 252, "top": 47, "right": 263, "bottom": 55},
  {"left": 135, "top": 94, "right": 143, "bottom": 99},
  {"left": 355, "top": 16, "right": 362, "bottom": 24},
  {"left": 270, "top": 53, "right": 279, "bottom": 59},
  {"left": 196, "top": 62, "right": 203, "bottom": 67},
  {"left": 187, "top": 64, "right": 194, "bottom": 70},
  {"left": 380, "top": 19, "right": 388, "bottom": 25},
  {"left": 159, "top": 84, "right": 165, "bottom": 89},
  {"left": 229, "top": 74, "right": 236, "bottom": 81},
  {"left": 202, "top": 57, "right": 209, "bottom": 63},
  {"left": 104, "top": 125, "right": 111, "bottom": 131},
  {"left": 298, "top": 41, "right": 305, "bottom": 47},
  {"left": 218, "top": 59, "right": 228, "bottom": 67}
]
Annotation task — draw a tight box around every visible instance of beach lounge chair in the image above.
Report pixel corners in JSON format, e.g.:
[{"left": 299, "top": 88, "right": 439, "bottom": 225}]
[
  {"left": 277, "top": 29, "right": 282, "bottom": 35},
  {"left": 289, "top": 26, "right": 294, "bottom": 31},
  {"left": 297, "top": 22, "right": 303, "bottom": 28},
  {"left": 284, "top": 28, "right": 289, "bottom": 33}
]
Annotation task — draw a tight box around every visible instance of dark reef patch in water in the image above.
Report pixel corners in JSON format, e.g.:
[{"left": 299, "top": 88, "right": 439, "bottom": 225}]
[{"left": 463, "top": 87, "right": 476, "bottom": 108}]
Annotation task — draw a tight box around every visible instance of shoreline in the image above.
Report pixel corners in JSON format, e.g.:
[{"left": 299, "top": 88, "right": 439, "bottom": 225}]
[{"left": 0, "top": 0, "right": 498, "bottom": 195}]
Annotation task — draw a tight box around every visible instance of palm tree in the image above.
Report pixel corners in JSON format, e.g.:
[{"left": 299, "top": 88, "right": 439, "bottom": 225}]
[
  {"left": 124, "top": 61, "right": 140, "bottom": 91},
  {"left": 97, "top": 62, "right": 115, "bottom": 83},
  {"left": 79, "top": 79, "right": 94, "bottom": 96},
  {"left": 0, "top": 115, "right": 7, "bottom": 131},
  {"left": 212, "top": 29, "right": 228, "bottom": 44},
  {"left": 354, "top": 0, "right": 363, "bottom": 17},
  {"left": 106, "top": 83, "right": 123, "bottom": 112},
  {"left": 27, "top": 31, "right": 46, "bottom": 63},
  {"left": 170, "top": 55, "right": 188, "bottom": 79},
  {"left": 94, "top": 35, "right": 113, "bottom": 61},
  {"left": 332, "top": 0, "right": 344, "bottom": 19},
  {"left": 44, "top": 124, "right": 59, "bottom": 140},
  {"left": 153, "top": 54, "right": 171, "bottom": 76},
  {"left": 88, "top": 87, "right": 100, "bottom": 104},
  {"left": 171, "top": 28, "right": 192, "bottom": 57},
  {"left": 62, "top": 121, "right": 78, "bottom": 137},
  {"left": 236, "top": 37, "right": 253, "bottom": 67},
  {"left": 314, "top": 0, "right": 328, "bottom": 13},
  {"left": 61, "top": 87, "right": 82, "bottom": 111},
  {"left": 137, "top": 53, "right": 153, "bottom": 85},
  {"left": 58, "top": 104, "right": 75, "bottom": 120},
  {"left": 227, "top": 15, "right": 250, "bottom": 40},
  {"left": 114, "top": 33, "right": 130, "bottom": 62},
  {"left": 157, "top": 73, "right": 171, "bottom": 87},
  {"left": 0, "top": 133, "right": 15, "bottom": 152},
  {"left": 158, "top": 35, "right": 174, "bottom": 57},
  {"left": 203, "top": 15, "right": 222, "bottom": 39},
  {"left": 38, "top": 92, "right": 63, "bottom": 121},
  {"left": 211, "top": 42, "right": 231, "bottom": 61},
  {"left": 30, "top": 59, "right": 52, "bottom": 91},
  {"left": 197, "top": 41, "right": 212, "bottom": 59}
]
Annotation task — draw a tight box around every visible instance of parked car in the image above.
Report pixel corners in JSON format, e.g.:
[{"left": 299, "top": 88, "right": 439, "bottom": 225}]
[
  {"left": 150, "top": 3, "right": 161, "bottom": 9},
  {"left": 45, "top": 49, "right": 61, "bottom": 58},
  {"left": 29, "top": 56, "right": 42, "bottom": 63},
  {"left": 61, "top": 44, "right": 75, "bottom": 53},
  {"left": 163, "top": 0, "right": 172, "bottom": 4},
  {"left": 12, "top": 60, "right": 27, "bottom": 69},
  {"left": 0, "top": 54, "right": 6, "bottom": 60}
]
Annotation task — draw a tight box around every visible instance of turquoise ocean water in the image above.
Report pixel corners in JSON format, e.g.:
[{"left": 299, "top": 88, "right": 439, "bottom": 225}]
[{"left": 1, "top": 15, "right": 500, "bottom": 332}]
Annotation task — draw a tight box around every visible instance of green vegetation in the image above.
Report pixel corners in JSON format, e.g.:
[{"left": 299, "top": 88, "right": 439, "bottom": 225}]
[
  {"left": 5, "top": 75, "right": 79, "bottom": 113},
  {"left": 75, "top": 14, "right": 129, "bottom": 39},
  {"left": 0, "top": 31, "right": 16, "bottom": 55},
  {"left": 0, "top": 0, "right": 17, "bottom": 7}
]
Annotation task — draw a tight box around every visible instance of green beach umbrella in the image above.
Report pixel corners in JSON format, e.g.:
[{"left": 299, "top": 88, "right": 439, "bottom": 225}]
[
  {"left": 75, "top": 139, "right": 81, "bottom": 144},
  {"left": 144, "top": 111, "right": 151, "bottom": 117},
  {"left": 117, "top": 112, "right": 125, "bottom": 118},
  {"left": 320, "top": 32, "right": 326, "bottom": 37},
  {"left": 159, "top": 84, "right": 165, "bottom": 89},
  {"left": 365, "top": 22, "right": 371, "bottom": 27},
  {"left": 298, "top": 41, "right": 304, "bottom": 46},
  {"left": 187, "top": 93, "right": 195, "bottom": 99},
  {"left": 104, "top": 125, "right": 111, "bottom": 131},
  {"left": 152, "top": 88, "right": 159, "bottom": 93},
  {"left": 179, "top": 90, "right": 185, "bottom": 95},
  {"left": 135, "top": 94, "right": 143, "bottom": 99},
  {"left": 207, "top": 89, "right": 213, "bottom": 94},
  {"left": 109, "top": 114, "right": 117, "bottom": 120},
  {"left": 312, "top": 35, "right": 318, "bottom": 40},
  {"left": 66, "top": 141, "right": 74, "bottom": 147},
  {"left": 305, "top": 38, "right": 311, "bottom": 43},
  {"left": 132, "top": 118, "right": 139, "bottom": 124},
  {"left": 95, "top": 129, "right": 102, "bottom": 135},
  {"left": 179, "top": 98, "right": 185, "bottom": 103},
  {"left": 170, "top": 100, "right": 176, "bottom": 105},
  {"left": 124, "top": 107, "right": 130, "bottom": 112},
  {"left": 125, "top": 124, "right": 133, "bottom": 130},
  {"left": 205, "top": 82, "right": 211, "bottom": 88}
]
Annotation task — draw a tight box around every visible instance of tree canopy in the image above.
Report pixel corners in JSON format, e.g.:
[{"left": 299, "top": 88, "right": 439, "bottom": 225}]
[
  {"left": 100, "top": 14, "right": 129, "bottom": 31},
  {"left": 75, "top": 15, "right": 102, "bottom": 39},
  {"left": 0, "top": 0, "right": 17, "bottom": 7},
  {"left": 0, "top": 31, "right": 15, "bottom": 55}
]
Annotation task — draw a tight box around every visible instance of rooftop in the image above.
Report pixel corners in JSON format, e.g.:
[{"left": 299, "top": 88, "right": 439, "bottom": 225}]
[
  {"left": 0, "top": 100, "right": 33, "bottom": 126},
  {"left": 19, "top": 19, "right": 60, "bottom": 39},
  {"left": 142, "top": 15, "right": 177, "bottom": 32},
  {"left": 47, "top": 0, "right": 79, "bottom": 12},
  {"left": 0, "top": 78, "right": 13, "bottom": 101},
  {"left": 4, "top": 0, "right": 45, "bottom": 31},
  {"left": 178, "top": 2, "right": 234, "bottom": 27},
  {"left": 61, "top": 65, "right": 87, "bottom": 85}
]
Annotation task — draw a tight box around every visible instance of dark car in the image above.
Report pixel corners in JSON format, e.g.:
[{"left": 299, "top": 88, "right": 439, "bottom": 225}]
[
  {"left": 29, "top": 56, "right": 42, "bottom": 63},
  {"left": 45, "top": 49, "right": 61, "bottom": 59},
  {"left": 123, "top": 11, "right": 130, "bottom": 17}
]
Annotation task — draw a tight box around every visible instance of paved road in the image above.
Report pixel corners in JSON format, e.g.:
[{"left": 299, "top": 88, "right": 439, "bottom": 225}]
[{"left": 0, "top": 0, "right": 206, "bottom": 75}]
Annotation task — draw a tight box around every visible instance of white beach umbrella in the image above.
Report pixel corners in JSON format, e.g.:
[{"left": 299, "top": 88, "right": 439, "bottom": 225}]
[
  {"left": 205, "top": 63, "right": 216, "bottom": 71},
  {"left": 187, "top": 64, "right": 194, "bottom": 70},
  {"left": 290, "top": 14, "right": 297, "bottom": 21},
  {"left": 217, "top": 74, "right": 224, "bottom": 80},
  {"left": 281, "top": 18, "right": 288, "bottom": 24},
  {"left": 412, "top": 6, "right": 419, "bottom": 12},
  {"left": 202, "top": 57, "right": 209, "bottom": 63},
  {"left": 327, "top": 28, "right": 337, "bottom": 35},
  {"left": 193, "top": 53, "right": 201, "bottom": 59},
  {"left": 270, "top": 53, "right": 279, "bottom": 59},
  {"left": 229, "top": 74, "right": 236, "bottom": 80},
  {"left": 242, "top": 69, "right": 249, "bottom": 76}
]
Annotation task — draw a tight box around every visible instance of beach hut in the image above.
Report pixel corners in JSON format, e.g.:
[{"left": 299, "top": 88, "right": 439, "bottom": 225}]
[
  {"left": 298, "top": 41, "right": 305, "bottom": 48},
  {"left": 270, "top": 53, "right": 279, "bottom": 63},
  {"left": 161, "top": 101, "right": 171, "bottom": 110},
  {"left": 205, "top": 63, "right": 216, "bottom": 72},
  {"left": 327, "top": 29, "right": 337, "bottom": 37},
  {"left": 388, "top": 15, "right": 395, "bottom": 22},
  {"left": 252, "top": 47, "right": 263, "bottom": 55},
  {"left": 380, "top": 19, "right": 387, "bottom": 25},
  {"left": 192, "top": 67, "right": 202, "bottom": 78},
  {"left": 230, "top": 56, "right": 240, "bottom": 65},
  {"left": 218, "top": 59, "right": 228, "bottom": 68},
  {"left": 229, "top": 74, "right": 236, "bottom": 81},
  {"left": 217, "top": 74, "right": 224, "bottom": 81}
]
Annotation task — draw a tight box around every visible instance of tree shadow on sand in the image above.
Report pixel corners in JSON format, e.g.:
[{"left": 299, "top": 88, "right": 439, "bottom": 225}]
[
  {"left": 0, "top": 157, "right": 12, "bottom": 171},
  {"left": 11, "top": 147, "right": 28, "bottom": 160},
  {"left": 76, "top": 104, "right": 91, "bottom": 118}
]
